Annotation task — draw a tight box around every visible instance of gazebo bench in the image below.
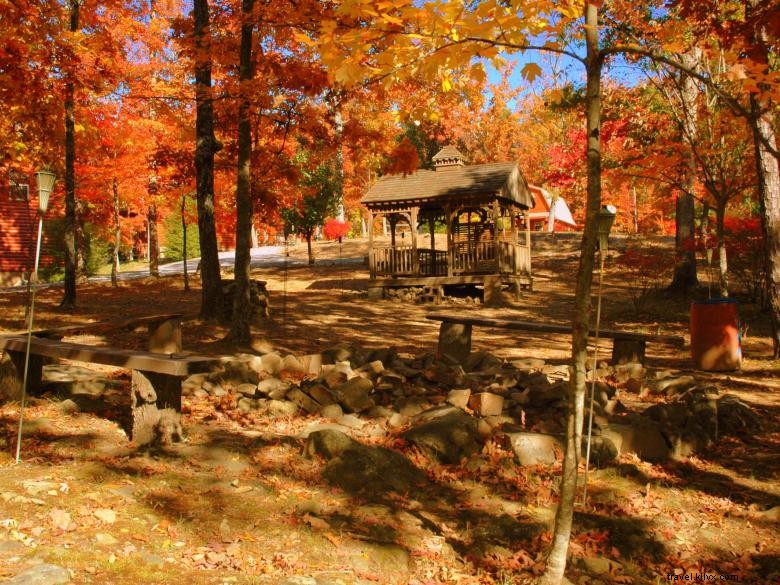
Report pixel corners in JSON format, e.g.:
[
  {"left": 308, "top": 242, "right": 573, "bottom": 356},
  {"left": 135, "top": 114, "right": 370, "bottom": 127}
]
[
  {"left": 0, "top": 334, "right": 218, "bottom": 446},
  {"left": 426, "top": 313, "right": 685, "bottom": 365}
]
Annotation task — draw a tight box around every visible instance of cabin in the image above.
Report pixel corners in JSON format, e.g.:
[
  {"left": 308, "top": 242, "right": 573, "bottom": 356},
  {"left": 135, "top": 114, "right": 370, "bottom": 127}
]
[
  {"left": 526, "top": 185, "right": 577, "bottom": 232},
  {"left": 362, "top": 146, "right": 535, "bottom": 296},
  {"left": 0, "top": 172, "right": 36, "bottom": 286}
]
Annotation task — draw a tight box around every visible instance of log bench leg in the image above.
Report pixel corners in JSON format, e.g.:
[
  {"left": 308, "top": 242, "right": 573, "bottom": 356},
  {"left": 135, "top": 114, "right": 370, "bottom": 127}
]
[
  {"left": 129, "top": 370, "right": 184, "bottom": 446},
  {"left": 437, "top": 322, "right": 472, "bottom": 364},
  {"left": 611, "top": 339, "right": 646, "bottom": 365},
  {"left": 147, "top": 317, "right": 182, "bottom": 354},
  {"left": 6, "top": 350, "right": 45, "bottom": 396}
]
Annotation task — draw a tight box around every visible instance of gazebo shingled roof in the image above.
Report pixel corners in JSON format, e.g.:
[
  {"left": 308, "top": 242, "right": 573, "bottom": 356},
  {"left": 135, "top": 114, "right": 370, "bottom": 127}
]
[{"left": 361, "top": 161, "right": 535, "bottom": 209}]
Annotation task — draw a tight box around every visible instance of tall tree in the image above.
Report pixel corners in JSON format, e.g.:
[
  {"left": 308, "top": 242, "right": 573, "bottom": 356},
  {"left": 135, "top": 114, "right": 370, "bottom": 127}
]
[
  {"left": 61, "top": 0, "right": 80, "bottom": 309},
  {"left": 228, "top": 0, "right": 257, "bottom": 344},
  {"left": 192, "top": 0, "right": 223, "bottom": 320}
]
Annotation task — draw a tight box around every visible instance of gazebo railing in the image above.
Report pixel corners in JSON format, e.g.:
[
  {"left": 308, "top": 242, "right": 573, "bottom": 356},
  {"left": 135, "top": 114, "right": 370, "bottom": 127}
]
[{"left": 370, "top": 241, "right": 530, "bottom": 278}]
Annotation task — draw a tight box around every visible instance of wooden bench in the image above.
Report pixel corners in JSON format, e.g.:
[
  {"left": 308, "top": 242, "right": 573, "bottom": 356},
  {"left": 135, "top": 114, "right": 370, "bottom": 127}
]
[
  {"left": 1, "top": 313, "right": 218, "bottom": 446},
  {"left": 426, "top": 313, "right": 685, "bottom": 365}
]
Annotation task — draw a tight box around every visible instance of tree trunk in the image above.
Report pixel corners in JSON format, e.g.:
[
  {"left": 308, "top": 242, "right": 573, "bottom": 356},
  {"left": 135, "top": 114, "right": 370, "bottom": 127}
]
[
  {"left": 193, "top": 0, "right": 223, "bottom": 320},
  {"left": 306, "top": 234, "right": 314, "bottom": 265},
  {"left": 747, "top": 0, "right": 780, "bottom": 357},
  {"left": 228, "top": 0, "right": 256, "bottom": 345},
  {"left": 111, "top": 177, "right": 121, "bottom": 288},
  {"left": 669, "top": 51, "right": 700, "bottom": 292},
  {"left": 715, "top": 202, "right": 728, "bottom": 297},
  {"left": 61, "top": 0, "right": 79, "bottom": 309},
  {"left": 148, "top": 202, "right": 160, "bottom": 277},
  {"left": 540, "top": 5, "right": 602, "bottom": 584},
  {"left": 182, "top": 195, "right": 190, "bottom": 292}
]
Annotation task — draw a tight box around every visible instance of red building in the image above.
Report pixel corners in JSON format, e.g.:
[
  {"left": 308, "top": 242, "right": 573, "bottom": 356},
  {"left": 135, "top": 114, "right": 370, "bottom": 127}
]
[{"left": 526, "top": 185, "right": 577, "bottom": 232}]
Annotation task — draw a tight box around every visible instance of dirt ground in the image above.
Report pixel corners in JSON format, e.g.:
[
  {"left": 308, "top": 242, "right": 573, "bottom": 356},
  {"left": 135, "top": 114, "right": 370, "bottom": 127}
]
[{"left": 0, "top": 235, "right": 778, "bottom": 585}]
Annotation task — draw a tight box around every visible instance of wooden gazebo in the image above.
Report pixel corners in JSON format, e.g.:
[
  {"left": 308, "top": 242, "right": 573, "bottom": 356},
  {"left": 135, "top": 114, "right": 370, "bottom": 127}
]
[{"left": 363, "top": 146, "right": 535, "bottom": 296}]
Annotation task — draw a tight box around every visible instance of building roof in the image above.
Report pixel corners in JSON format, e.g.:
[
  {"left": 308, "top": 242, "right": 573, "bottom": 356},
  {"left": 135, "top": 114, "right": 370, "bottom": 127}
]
[{"left": 362, "top": 160, "right": 535, "bottom": 210}]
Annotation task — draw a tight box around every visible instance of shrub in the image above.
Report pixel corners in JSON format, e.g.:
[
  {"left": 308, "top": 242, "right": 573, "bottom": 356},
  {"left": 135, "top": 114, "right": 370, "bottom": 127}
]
[
  {"left": 163, "top": 210, "right": 200, "bottom": 262},
  {"left": 615, "top": 242, "right": 675, "bottom": 314},
  {"left": 724, "top": 217, "right": 766, "bottom": 307},
  {"left": 323, "top": 218, "right": 351, "bottom": 241}
]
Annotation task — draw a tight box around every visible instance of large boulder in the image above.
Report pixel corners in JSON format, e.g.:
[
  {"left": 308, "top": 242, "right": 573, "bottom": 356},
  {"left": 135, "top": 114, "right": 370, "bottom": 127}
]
[
  {"left": 330, "top": 377, "right": 374, "bottom": 413},
  {"left": 601, "top": 418, "right": 671, "bottom": 462},
  {"left": 403, "top": 409, "right": 481, "bottom": 464},
  {"left": 717, "top": 394, "right": 761, "bottom": 436},
  {"left": 506, "top": 432, "right": 562, "bottom": 466}
]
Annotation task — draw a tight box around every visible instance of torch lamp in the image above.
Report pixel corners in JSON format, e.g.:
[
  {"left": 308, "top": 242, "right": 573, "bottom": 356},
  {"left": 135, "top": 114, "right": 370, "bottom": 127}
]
[
  {"left": 15, "top": 168, "right": 55, "bottom": 464},
  {"left": 582, "top": 204, "right": 617, "bottom": 503}
]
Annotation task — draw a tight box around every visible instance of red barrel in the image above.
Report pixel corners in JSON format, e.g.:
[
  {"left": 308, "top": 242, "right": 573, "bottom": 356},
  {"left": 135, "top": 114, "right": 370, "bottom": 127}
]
[{"left": 690, "top": 299, "right": 742, "bottom": 371}]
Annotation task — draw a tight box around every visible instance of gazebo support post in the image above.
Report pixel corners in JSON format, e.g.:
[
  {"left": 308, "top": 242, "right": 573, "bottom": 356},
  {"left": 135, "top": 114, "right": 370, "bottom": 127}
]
[
  {"left": 445, "top": 204, "right": 454, "bottom": 277},
  {"left": 410, "top": 206, "right": 419, "bottom": 275},
  {"left": 428, "top": 214, "right": 436, "bottom": 275},
  {"left": 493, "top": 199, "right": 501, "bottom": 273},
  {"left": 367, "top": 209, "right": 375, "bottom": 279}
]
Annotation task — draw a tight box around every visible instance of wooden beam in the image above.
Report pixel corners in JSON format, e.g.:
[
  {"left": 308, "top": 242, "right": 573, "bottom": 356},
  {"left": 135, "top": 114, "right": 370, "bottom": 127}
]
[
  {"left": 367, "top": 209, "right": 375, "bottom": 279},
  {"left": 0, "top": 335, "right": 218, "bottom": 377},
  {"left": 410, "top": 206, "right": 419, "bottom": 274}
]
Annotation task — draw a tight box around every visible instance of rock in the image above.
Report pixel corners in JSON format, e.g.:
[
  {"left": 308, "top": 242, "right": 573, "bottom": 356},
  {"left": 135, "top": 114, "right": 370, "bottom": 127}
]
[
  {"left": 331, "top": 377, "right": 374, "bottom": 413},
  {"left": 303, "top": 384, "right": 335, "bottom": 406},
  {"left": 509, "top": 388, "right": 531, "bottom": 405},
  {"left": 447, "top": 388, "right": 471, "bottom": 409},
  {"left": 468, "top": 392, "right": 505, "bottom": 417},
  {"left": 357, "top": 360, "right": 385, "bottom": 377},
  {"left": 94, "top": 508, "right": 116, "bottom": 524},
  {"left": 237, "top": 397, "right": 255, "bottom": 414},
  {"left": 220, "top": 279, "right": 270, "bottom": 322},
  {"left": 602, "top": 420, "right": 670, "bottom": 462},
  {"left": 182, "top": 373, "right": 209, "bottom": 396},
  {"left": 218, "top": 358, "right": 261, "bottom": 386},
  {"left": 6, "top": 564, "right": 71, "bottom": 585},
  {"left": 403, "top": 409, "right": 481, "bottom": 464},
  {"left": 422, "top": 363, "right": 466, "bottom": 387},
  {"left": 625, "top": 377, "right": 644, "bottom": 393},
  {"left": 388, "top": 412, "right": 409, "bottom": 428},
  {"left": 95, "top": 533, "right": 118, "bottom": 546},
  {"left": 256, "top": 377, "right": 290, "bottom": 399},
  {"left": 397, "top": 397, "right": 427, "bottom": 417},
  {"left": 580, "top": 556, "right": 620, "bottom": 575},
  {"left": 507, "top": 432, "right": 562, "bottom": 466},
  {"left": 320, "top": 366, "right": 350, "bottom": 389},
  {"left": 366, "top": 405, "right": 394, "bottom": 419},
  {"left": 654, "top": 375, "right": 696, "bottom": 396},
  {"left": 58, "top": 399, "right": 80, "bottom": 415},
  {"left": 584, "top": 435, "right": 619, "bottom": 466},
  {"left": 305, "top": 429, "right": 359, "bottom": 459},
  {"left": 235, "top": 383, "right": 258, "bottom": 397},
  {"left": 463, "top": 351, "right": 502, "bottom": 373},
  {"left": 192, "top": 388, "right": 209, "bottom": 399},
  {"left": 718, "top": 394, "right": 761, "bottom": 436},
  {"left": 260, "top": 353, "right": 284, "bottom": 375},
  {"left": 336, "top": 414, "right": 366, "bottom": 429},
  {"left": 510, "top": 358, "right": 546, "bottom": 371},
  {"left": 281, "top": 354, "right": 306, "bottom": 374},
  {"left": 266, "top": 399, "right": 299, "bottom": 417},
  {"left": 320, "top": 404, "right": 344, "bottom": 420},
  {"left": 528, "top": 381, "right": 568, "bottom": 407},
  {"left": 642, "top": 391, "right": 719, "bottom": 457},
  {"left": 286, "top": 388, "right": 322, "bottom": 414},
  {"left": 321, "top": 347, "right": 353, "bottom": 365},
  {"left": 299, "top": 354, "right": 323, "bottom": 375}
]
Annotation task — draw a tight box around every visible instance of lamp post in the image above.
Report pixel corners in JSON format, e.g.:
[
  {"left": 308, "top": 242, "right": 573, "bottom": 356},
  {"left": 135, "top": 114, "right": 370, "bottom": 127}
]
[
  {"left": 15, "top": 168, "right": 56, "bottom": 464},
  {"left": 582, "top": 204, "right": 617, "bottom": 503}
]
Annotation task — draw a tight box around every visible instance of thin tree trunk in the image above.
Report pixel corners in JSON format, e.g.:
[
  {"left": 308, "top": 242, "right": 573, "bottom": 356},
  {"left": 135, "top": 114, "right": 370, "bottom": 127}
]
[
  {"left": 228, "top": 0, "right": 256, "bottom": 344},
  {"left": 715, "top": 202, "right": 728, "bottom": 297},
  {"left": 306, "top": 235, "right": 314, "bottom": 265},
  {"left": 182, "top": 195, "right": 190, "bottom": 292},
  {"left": 193, "top": 0, "right": 223, "bottom": 320},
  {"left": 111, "top": 177, "right": 121, "bottom": 288},
  {"left": 148, "top": 202, "right": 160, "bottom": 277},
  {"left": 669, "top": 51, "right": 700, "bottom": 292},
  {"left": 61, "top": 0, "right": 79, "bottom": 309},
  {"left": 747, "top": 0, "right": 780, "bottom": 357},
  {"left": 540, "top": 4, "right": 602, "bottom": 584}
]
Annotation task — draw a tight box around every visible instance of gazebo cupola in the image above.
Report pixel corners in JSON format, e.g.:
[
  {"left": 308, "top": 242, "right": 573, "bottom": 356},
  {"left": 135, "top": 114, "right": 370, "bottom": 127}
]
[{"left": 432, "top": 145, "right": 466, "bottom": 170}]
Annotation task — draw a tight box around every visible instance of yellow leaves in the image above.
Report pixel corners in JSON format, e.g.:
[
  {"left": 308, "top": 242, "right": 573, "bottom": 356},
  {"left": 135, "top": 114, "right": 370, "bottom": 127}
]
[
  {"left": 441, "top": 75, "right": 453, "bottom": 92},
  {"left": 333, "top": 62, "right": 365, "bottom": 86},
  {"left": 521, "top": 61, "right": 543, "bottom": 82}
]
